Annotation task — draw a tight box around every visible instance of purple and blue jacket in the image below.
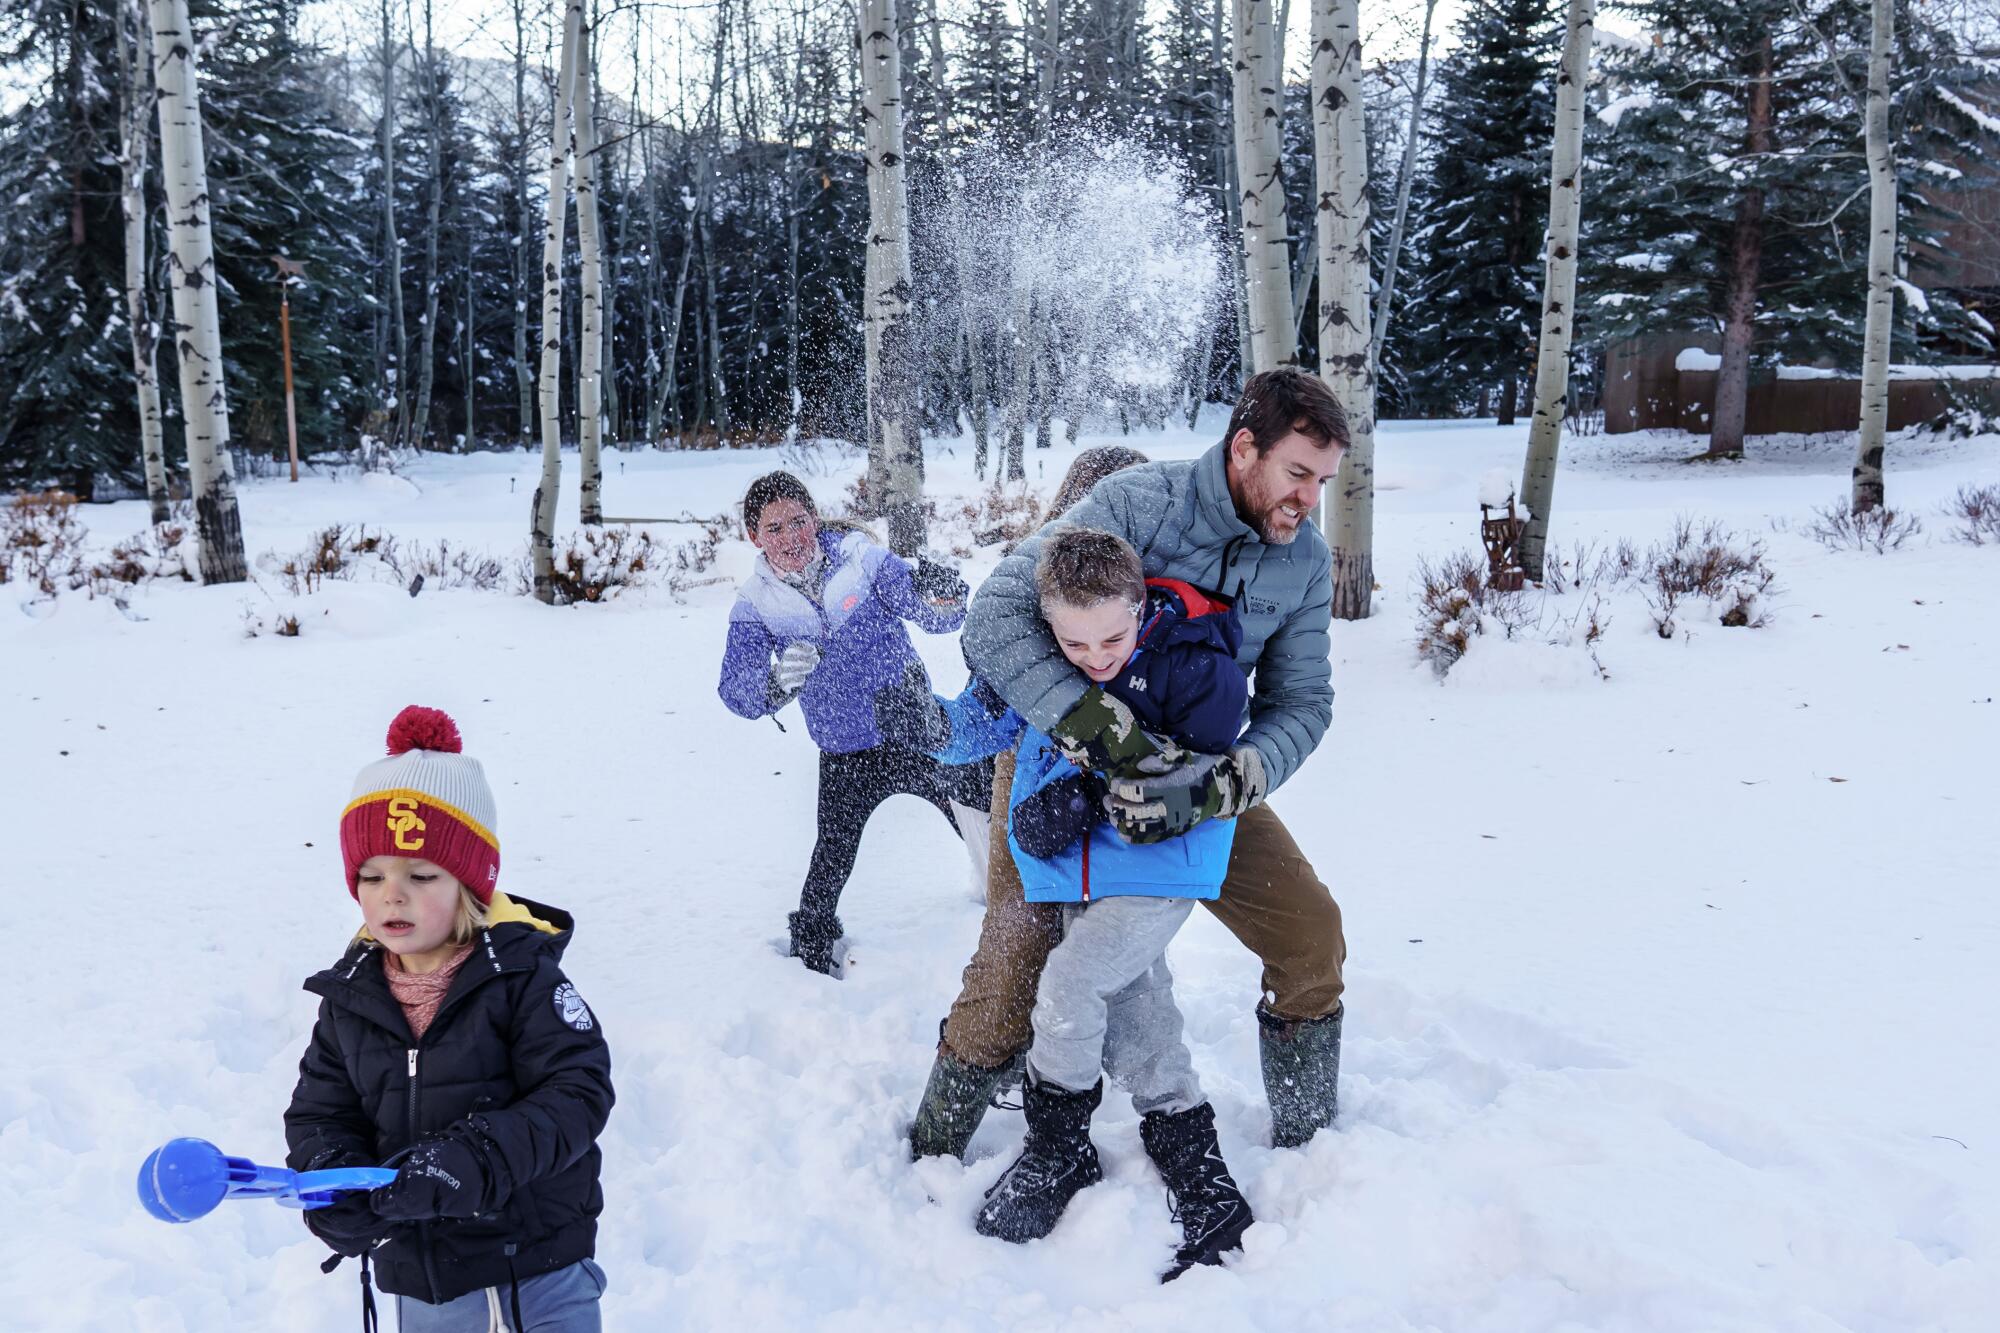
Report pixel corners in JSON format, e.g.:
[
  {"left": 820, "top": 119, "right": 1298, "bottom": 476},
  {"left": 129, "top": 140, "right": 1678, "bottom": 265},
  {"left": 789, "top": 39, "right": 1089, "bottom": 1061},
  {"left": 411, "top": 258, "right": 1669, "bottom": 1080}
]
[{"left": 718, "top": 528, "right": 964, "bottom": 755}]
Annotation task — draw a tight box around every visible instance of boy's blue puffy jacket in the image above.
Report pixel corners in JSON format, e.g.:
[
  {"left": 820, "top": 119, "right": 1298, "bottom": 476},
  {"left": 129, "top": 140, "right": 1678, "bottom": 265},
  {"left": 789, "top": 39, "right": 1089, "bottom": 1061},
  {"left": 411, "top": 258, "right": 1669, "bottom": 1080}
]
[
  {"left": 718, "top": 528, "right": 963, "bottom": 754},
  {"left": 933, "top": 580, "right": 1245, "bottom": 903}
]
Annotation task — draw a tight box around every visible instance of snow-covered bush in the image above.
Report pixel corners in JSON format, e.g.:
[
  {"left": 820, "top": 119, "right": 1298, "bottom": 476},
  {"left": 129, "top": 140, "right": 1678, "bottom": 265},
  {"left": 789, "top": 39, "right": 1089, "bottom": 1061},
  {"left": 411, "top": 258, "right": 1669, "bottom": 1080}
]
[
  {"left": 1644, "top": 517, "right": 1776, "bottom": 637},
  {"left": 89, "top": 517, "right": 197, "bottom": 591},
  {"left": 1414, "top": 548, "right": 1609, "bottom": 680},
  {"left": 1804, "top": 501, "right": 1924, "bottom": 553},
  {"left": 380, "top": 538, "right": 509, "bottom": 594},
  {"left": 1, "top": 492, "right": 88, "bottom": 597},
  {"left": 1943, "top": 484, "right": 2000, "bottom": 546},
  {"left": 532, "top": 520, "right": 728, "bottom": 604},
  {"left": 264, "top": 524, "right": 385, "bottom": 594}
]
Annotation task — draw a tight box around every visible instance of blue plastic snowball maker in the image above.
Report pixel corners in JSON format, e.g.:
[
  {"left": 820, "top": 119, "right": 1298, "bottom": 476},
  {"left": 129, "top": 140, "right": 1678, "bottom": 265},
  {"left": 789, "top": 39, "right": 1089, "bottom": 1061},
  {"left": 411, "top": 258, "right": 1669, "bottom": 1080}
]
[{"left": 137, "top": 1138, "right": 398, "bottom": 1223}]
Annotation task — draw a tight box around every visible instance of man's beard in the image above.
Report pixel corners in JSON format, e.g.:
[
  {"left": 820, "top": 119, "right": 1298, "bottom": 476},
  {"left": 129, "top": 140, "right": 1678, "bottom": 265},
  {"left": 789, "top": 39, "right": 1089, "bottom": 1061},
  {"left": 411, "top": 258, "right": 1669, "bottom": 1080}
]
[{"left": 1240, "top": 479, "right": 1304, "bottom": 545}]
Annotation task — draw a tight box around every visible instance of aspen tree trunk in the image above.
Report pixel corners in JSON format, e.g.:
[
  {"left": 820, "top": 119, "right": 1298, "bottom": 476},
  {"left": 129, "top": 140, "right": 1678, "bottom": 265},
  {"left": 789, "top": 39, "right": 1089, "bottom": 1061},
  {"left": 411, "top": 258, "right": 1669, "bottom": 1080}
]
[
  {"left": 379, "top": 0, "right": 409, "bottom": 444},
  {"left": 1312, "top": 0, "right": 1375, "bottom": 618},
  {"left": 531, "top": 0, "right": 584, "bottom": 604},
  {"left": 1037, "top": 0, "right": 1063, "bottom": 131},
  {"left": 149, "top": 0, "right": 246, "bottom": 583},
  {"left": 859, "top": 0, "right": 926, "bottom": 554},
  {"left": 412, "top": 0, "right": 444, "bottom": 447},
  {"left": 700, "top": 208, "right": 729, "bottom": 439},
  {"left": 117, "top": 0, "right": 169, "bottom": 523},
  {"left": 1003, "top": 292, "right": 1033, "bottom": 480},
  {"left": 1371, "top": 0, "right": 1436, "bottom": 372},
  {"left": 1517, "top": 0, "right": 1596, "bottom": 577},
  {"left": 575, "top": 27, "right": 606, "bottom": 524},
  {"left": 511, "top": 0, "right": 534, "bottom": 444},
  {"left": 462, "top": 225, "right": 475, "bottom": 446},
  {"left": 653, "top": 185, "right": 699, "bottom": 442},
  {"left": 601, "top": 31, "right": 624, "bottom": 445},
  {"left": 1851, "top": 0, "right": 1894, "bottom": 515},
  {"left": 1231, "top": 0, "right": 1294, "bottom": 371},
  {"left": 1708, "top": 33, "right": 1773, "bottom": 461}
]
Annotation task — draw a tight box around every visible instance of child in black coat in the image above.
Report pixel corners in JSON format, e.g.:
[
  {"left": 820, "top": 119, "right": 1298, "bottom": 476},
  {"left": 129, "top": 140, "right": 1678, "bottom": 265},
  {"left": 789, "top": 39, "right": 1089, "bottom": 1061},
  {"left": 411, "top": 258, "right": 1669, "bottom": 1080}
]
[{"left": 285, "top": 707, "right": 614, "bottom": 1332}]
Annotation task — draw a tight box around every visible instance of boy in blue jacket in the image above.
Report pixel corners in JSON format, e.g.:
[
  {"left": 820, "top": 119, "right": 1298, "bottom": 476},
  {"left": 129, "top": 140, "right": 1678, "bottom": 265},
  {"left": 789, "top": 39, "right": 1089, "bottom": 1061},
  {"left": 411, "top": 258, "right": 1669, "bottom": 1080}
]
[{"left": 931, "top": 528, "right": 1255, "bottom": 1281}]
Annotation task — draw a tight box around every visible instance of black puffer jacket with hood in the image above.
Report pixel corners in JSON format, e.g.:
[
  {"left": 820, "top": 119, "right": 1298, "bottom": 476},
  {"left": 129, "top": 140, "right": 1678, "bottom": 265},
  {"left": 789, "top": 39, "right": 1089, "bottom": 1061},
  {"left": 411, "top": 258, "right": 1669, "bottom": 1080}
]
[{"left": 284, "top": 895, "right": 613, "bottom": 1305}]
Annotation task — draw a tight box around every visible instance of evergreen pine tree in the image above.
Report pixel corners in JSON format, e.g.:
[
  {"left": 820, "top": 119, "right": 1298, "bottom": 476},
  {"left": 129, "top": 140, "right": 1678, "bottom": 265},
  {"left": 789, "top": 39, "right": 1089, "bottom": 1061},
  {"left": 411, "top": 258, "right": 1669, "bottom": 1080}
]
[
  {"left": 0, "top": 0, "right": 144, "bottom": 492},
  {"left": 1405, "top": 0, "right": 1561, "bottom": 423}
]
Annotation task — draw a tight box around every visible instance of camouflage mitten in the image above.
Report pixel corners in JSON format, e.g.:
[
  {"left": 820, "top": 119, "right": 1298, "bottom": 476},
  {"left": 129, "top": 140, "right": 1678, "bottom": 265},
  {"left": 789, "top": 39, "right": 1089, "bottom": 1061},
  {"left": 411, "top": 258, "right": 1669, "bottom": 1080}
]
[
  {"left": 1105, "top": 745, "right": 1267, "bottom": 844},
  {"left": 1048, "top": 685, "right": 1186, "bottom": 780}
]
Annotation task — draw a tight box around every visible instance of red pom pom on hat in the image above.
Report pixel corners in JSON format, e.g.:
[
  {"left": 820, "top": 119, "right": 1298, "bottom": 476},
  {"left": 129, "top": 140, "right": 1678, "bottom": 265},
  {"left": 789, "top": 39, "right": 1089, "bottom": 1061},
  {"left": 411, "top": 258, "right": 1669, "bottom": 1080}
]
[{"left": 385, "top": 705, "right": 463, "bottom": 756}]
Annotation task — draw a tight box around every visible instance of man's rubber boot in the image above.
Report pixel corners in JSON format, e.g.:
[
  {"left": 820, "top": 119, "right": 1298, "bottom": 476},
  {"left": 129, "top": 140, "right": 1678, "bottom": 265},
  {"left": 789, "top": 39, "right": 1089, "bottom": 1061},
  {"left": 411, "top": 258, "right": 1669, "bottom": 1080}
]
[
  {"left": 909, "top": 1043, "right": 1009, "bottom": 1160},
  {"left": 1141, "top": 1101, "right": 1255, "bottom": 1282},
  {"left": 1258, "top": 1005, "right": 1342, "bottom": 1149},
  {"left": 787, "top": 910, "right": 845, "bottom": 977},
  {"left": 974, "top": 1078, "right": 1104, "bottom": 1243}
]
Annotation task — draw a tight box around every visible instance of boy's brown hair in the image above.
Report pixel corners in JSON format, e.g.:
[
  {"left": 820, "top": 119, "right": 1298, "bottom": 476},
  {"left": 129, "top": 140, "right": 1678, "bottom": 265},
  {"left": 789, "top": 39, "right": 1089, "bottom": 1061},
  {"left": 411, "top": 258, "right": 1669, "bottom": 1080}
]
[{"left": 1035, "top": 528, "right": 1145, "bottom": 614}]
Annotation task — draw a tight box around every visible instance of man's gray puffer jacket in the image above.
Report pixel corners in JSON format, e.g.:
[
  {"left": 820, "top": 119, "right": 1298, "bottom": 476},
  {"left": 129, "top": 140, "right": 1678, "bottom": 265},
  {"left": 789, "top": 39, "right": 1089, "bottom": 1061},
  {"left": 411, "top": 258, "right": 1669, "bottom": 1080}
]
[{"left": 962, "top": 440, "right": 1333, "bottom": 791}]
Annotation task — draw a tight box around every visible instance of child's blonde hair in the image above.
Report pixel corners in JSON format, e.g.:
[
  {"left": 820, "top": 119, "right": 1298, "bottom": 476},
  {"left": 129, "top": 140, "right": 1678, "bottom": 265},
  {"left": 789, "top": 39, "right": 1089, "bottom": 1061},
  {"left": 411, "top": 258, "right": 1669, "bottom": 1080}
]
[{"left": 352, "top": 882, "right": 491, "bottom": 948}]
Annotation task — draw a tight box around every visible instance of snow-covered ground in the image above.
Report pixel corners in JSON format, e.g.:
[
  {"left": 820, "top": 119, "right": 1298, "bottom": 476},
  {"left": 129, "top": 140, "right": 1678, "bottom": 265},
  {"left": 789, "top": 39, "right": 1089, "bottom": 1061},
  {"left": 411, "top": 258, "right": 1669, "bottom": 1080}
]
[{"left": 4, "top": 417, "right": 1996, "bottom": 1331}]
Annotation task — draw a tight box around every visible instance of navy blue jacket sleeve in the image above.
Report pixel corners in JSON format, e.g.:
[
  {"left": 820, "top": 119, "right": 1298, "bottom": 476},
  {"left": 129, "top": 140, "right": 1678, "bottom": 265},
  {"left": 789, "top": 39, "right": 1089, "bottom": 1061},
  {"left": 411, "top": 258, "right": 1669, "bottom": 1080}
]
[
  {"left": 1153, "top": 643, "right": 1250, "bottom": 755},
  {"left": 459, "top": 961, "right": 614, "bottom": 1211}
]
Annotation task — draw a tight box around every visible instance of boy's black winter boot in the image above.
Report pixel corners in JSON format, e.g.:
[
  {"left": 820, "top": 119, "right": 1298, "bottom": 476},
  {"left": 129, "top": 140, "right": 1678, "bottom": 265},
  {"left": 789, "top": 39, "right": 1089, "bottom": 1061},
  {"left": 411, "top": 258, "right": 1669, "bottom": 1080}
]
[
  {"left": 1258, "top": 1005, "right": 1342, "bottom": 1148},
  {"left": 974, "top": 1077, "right": 1103, "bottom": 1243},
  {"left": 1140, "top": 1101, "right": 1255, "bottom": 1281},
  {"left": 787, "top": 910, "right": 845, "bottom": 977},
  {"left": 908, "top": 1042, "right": 1008, "bottom": 1160}
]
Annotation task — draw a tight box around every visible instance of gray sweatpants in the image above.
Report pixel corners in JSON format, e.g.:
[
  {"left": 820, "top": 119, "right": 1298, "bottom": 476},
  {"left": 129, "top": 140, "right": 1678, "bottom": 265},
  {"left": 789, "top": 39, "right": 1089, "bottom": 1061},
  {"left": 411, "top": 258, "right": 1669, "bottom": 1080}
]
[{"left": 1025, "top": 895, "right": 1203, "bottom": 1116}]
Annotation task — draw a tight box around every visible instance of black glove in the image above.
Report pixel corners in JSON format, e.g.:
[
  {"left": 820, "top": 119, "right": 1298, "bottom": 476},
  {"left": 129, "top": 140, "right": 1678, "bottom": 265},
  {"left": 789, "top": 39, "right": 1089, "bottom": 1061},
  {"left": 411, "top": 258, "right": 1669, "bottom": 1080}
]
[
  {"left": 874, "top": 661, "right": 951, "bottom": 751},
  {"left": 912, "top": 554, "right": 968, "bottom": 609},
  {"left": 1010, "top": 772, "right": 1106, "bottom": 859},
  {"left": 300, "top": 1151, "right": 396, "bottom": 1256},
  {"left": 369, "top": 1133, "right": 489, "bottom": 1222}
]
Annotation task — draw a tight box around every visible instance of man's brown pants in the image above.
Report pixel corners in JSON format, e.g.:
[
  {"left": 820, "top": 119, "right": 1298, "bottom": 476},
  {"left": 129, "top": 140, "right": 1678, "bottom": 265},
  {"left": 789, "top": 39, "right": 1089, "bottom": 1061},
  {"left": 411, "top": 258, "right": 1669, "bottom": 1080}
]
[{"left": 941, "top": 749, "right": 1348, "bottom": 1070}]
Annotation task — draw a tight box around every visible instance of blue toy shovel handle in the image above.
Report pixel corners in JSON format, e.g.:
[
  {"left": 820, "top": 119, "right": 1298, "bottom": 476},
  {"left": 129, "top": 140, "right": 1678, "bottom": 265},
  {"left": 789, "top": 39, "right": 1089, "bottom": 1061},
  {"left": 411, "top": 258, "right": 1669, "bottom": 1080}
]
[
  {"left": 288, "top": 1167, "right": 400, "bottom": 1211},
  {"left": 138, "top": 1138, "right": 398, "bottom": 1223}
]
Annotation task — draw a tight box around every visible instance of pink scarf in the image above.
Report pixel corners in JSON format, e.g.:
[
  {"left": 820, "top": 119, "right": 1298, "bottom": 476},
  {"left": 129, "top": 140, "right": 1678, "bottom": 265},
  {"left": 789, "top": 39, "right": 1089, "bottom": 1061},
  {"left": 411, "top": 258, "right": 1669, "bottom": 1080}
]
[{"left": 383, "top": 943, "right": 476, "bottom": 1040}]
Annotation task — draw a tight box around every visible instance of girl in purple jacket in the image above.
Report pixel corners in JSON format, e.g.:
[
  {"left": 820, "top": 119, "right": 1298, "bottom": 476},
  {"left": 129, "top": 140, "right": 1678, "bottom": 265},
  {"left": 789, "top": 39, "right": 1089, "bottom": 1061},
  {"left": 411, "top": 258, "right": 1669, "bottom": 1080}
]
[{"left": 718, "top": 471, "right": 990, "bottom": 975}]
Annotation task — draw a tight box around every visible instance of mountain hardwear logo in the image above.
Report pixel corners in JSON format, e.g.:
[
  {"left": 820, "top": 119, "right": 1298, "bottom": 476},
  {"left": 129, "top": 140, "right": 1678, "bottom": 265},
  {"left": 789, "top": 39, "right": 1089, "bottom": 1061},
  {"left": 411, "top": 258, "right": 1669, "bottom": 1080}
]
[{"left": 386, "top": 797, "right": 427, "bottom": 851}]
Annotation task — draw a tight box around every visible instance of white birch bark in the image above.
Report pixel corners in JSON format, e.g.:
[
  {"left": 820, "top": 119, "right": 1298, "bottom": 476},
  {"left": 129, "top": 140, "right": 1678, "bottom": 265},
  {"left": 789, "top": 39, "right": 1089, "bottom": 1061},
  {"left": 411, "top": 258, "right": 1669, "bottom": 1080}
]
[
  {"left": 574, "top": 26, "right": 606, "bottom": 524},
  {"left": 859, "top": 0, "right": 926, "bottom": 554},
  {"left": 531, "top": 0, "right": 584, "bottom": 604},
  {"left": 117, "top": 0, "right": 168, "bottom": 523},
  {"left": 149, "top": 0, "right": 246, "bottom": 583},
  {"left": 378, "top": 0, "right": 409, "bottom": 443},
  {"left": 411, "top": 0, "right": 444, "bottom": 447},
  {"left": 1370, "top": 0, "right": 1437, "bottom": 373},
  {"left": 510, "top": 0, "right": 534, "bottom": 444},
  {"left": 1312, "top": 0, "right": 1374, "bottom": 618},
  {"left": 1852, "top": 0, "right": 1894, "bottom": 514},
  {"left": 1231, "top": 0, "right": 1294, "bottom": 371},
  {"left": 1516, "top": 0, "right": 1596, "bottom": 575}
]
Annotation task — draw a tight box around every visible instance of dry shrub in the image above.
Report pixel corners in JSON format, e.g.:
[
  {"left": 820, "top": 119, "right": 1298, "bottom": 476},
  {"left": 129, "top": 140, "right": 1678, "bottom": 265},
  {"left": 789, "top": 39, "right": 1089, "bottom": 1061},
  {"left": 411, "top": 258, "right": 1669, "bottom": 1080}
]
[
  {"left": 1415, "top": 551, "right": 1494, "bottom": 674},
  {"left": 540, "top": 527, "right": 663, "bottom": 604},
  {"left": 268, "top": 524, "right": 388, "bottom": 593},
  {"left": 90, "top": 521, "right": 196, "bottom": 590},
  {"left": 1645, "top": 516, "right": 1776, "bottom": 637},
  {"left": 1944, "top": 484, "right": 2000, "bottom": 547},
  {"left": 1804, "top": 500, "right": 1924, "bottom": 553},
  {"left": 2, "top": 491, "right": 89, "bottom": 596},
  {"left": 381, "top": 538, "right": 508, "bottom": 594}
]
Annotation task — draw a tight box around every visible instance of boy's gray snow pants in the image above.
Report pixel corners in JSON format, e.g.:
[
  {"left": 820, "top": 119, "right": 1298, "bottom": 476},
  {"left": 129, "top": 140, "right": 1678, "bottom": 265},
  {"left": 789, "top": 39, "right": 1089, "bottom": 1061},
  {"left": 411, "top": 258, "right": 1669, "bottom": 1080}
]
[{"left": 1026, "top": 894, "right": 1204, "bottom": 1116}]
